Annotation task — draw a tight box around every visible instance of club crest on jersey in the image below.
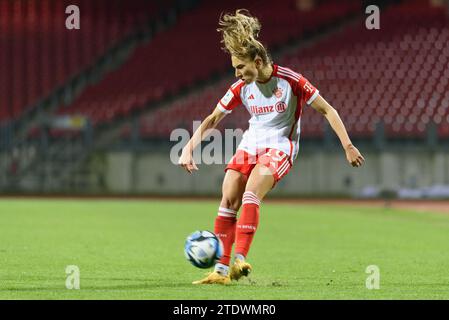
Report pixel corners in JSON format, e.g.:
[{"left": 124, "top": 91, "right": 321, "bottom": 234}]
[
  {"left": 273, "top": 87, "right": 283, "bottom": 98},
  {"left": 275, "top": 101, "right": 287, "bottom": 113}
]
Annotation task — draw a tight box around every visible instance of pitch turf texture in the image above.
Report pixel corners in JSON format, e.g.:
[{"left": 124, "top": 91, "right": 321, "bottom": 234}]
[{"left": 0, "top": 199, "right": 448, "bottom": 299}]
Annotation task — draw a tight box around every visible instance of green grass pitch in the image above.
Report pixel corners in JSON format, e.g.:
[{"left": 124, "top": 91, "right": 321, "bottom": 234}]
[{"left": 0, "top": 198, "right": 448, "bottom": 299}]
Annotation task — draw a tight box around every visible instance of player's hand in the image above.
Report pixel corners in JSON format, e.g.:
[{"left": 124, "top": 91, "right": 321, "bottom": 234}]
[
  {"left": 345, "top": 144, "right": 365, "bottom": 167},
  {"left": 178, "top": 148, "right": 198, "bottom": 174}
]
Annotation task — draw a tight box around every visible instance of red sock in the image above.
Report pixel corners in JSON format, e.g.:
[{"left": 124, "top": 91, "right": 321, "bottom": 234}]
[
  {"left": 235, "top": 191, "right": 260, "bottom": 258},
  {"left": 214, "top": 207, "right": 237, "bottom": 266}
]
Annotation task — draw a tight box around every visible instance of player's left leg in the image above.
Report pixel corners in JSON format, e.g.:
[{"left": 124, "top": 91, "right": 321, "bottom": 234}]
[
  {"left": 192, "top": 170, "right": 246, "bottom": 285},
  {"left": 192, "top": 150, "right": 252, "bottom": 285},
  {"left": 231, "top": 148, "right": 292, "bottom": 281}
]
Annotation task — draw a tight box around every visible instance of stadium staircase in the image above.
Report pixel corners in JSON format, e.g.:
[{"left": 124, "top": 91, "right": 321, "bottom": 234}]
[{"left": 0, "top": 0, "right": 199, "bottom": 192}]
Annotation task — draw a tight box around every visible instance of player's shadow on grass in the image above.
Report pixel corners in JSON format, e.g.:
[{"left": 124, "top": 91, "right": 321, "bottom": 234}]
[{"left": 0, "top": 278, "right": 195, "bottom": 292}]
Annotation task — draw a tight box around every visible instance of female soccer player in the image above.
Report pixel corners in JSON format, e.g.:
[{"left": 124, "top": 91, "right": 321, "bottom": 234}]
[{"left": 178, "top": 9, "right": 365, "bottom": 284}]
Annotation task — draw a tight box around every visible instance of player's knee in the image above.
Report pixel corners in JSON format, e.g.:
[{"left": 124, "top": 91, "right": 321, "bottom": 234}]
[{"left": 220, "top": 195, "right": 241, "bottom": 212}]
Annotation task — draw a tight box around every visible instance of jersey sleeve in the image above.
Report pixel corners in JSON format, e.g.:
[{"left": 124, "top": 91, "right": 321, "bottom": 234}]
[
  {"left": 216, "top": 80, "right": 244, "bottom": 114},
  {"left": 276, "top": 66, "right": 319, "bottom": 106},
  {"left": 296, "top": 75, "right": 319, "bottom": 106}
]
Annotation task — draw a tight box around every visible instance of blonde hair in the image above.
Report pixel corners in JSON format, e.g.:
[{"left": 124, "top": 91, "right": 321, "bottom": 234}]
[{"left": 217, "top": 9, "right": 271, "bottom": 65}]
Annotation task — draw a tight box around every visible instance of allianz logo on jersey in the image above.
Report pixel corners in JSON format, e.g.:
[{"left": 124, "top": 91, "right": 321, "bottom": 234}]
[{"left": 249, "top": 101, "right": 287, "bottom": 115}]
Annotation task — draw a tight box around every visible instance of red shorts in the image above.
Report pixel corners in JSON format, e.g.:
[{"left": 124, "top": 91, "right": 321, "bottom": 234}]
[{"left": 225, "top": 148, "right": 292, "bottom": 187}]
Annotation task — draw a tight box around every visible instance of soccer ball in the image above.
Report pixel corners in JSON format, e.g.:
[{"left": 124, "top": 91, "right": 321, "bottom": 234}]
[{"left": 184, "top": 230, "right": 223, "bottom": 269}]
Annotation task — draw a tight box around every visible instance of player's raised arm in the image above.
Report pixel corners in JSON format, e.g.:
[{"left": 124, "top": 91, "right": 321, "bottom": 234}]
[
  {"left": 310, "top": 95, "right": 365, "bottom": 167},
  {"left": 178, "top": 106, "right": 227, "bottom": 174}
]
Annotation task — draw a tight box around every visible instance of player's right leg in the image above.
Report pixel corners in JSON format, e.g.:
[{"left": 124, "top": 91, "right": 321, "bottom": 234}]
[
  {"left": 214, "top": 169, "right": 247, "bottom": 271},
  {"left": 192, "top": 169, "right": 247, "bottom": 285},
  {"left": 229, "top": 163, "right": 274, "bottom": 281}
]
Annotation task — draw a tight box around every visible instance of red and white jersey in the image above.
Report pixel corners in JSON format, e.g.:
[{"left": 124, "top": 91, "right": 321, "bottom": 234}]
[{"left": 217, "top": 64, "right": 319, "bottom": 161}]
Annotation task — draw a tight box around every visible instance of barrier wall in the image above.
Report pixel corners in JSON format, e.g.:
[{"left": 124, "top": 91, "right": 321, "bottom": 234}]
[{"left": 103, "top": 148, "right": 449, "bottom": 198}]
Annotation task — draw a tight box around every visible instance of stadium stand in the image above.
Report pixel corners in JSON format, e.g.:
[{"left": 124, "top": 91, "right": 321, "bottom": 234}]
[
  {"left": 1, "top": 0, "right": 448, "bottom": 195},
  {"left": 0, "top": 0, "right": 173, "bottom": 122},
  {"left": 54, "top": 0, "right": 361, "bottom": 126},
  {"left": 288, "top": 0, "right": 449, "bottom": 139},
  {"left": 132, "top": 0, "right": 449, "bottom": 140}
]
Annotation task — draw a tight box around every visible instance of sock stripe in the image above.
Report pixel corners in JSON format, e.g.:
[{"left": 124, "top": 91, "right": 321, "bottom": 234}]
[
  {"left": 218, "top": 206, "right": 237, "bottom": 217},
  {"left": 242, "top": 196, "right": 258, "bottom": 200},
  {"left": 243, "top": 191, "right": 257, "bottom": 197},
  {"left": 242, "top": 198, "right": 260, "bottom": 204},
  {"left": 242, "top": 201, "right": 259, "bottom": 206},
  {"left": 242, "top": 195, "right": 259, "bottom": 202},
  {"left": 218, "top": 211, "right": 237, "bottom": 217},
  {"left": 242, "top": 196, "right": 259, "bottom": 203},
  {"left": 219, "top": 207, "right": 237, "bottom": 214},
  {"left": 243, "top": 192, "right": 259, "bottom": 200},
  {"left": 242, "top": 191, "right": 260, "bottom": 206}
]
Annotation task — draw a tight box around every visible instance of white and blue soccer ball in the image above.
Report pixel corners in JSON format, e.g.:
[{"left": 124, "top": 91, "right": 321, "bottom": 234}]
[{"left": 184, "top": 230, "right": 223, "bottom": 269}]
